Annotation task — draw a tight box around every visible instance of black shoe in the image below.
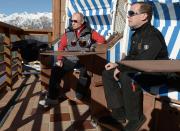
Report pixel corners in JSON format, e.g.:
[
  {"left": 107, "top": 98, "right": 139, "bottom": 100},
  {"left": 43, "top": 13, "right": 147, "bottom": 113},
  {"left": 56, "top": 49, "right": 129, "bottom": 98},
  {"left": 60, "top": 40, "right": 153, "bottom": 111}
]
[
  {"left": 98, "top": 116, "right": 125, "bottom": 130},
  {"left": 39, "top": 98, "right": 59, "bottom": 108},
  {"left": 124, "top": 115, "right": 146, "bottom": 131},
  {"left": 98, "top": 116, "right": 126, "bottom": 125}
]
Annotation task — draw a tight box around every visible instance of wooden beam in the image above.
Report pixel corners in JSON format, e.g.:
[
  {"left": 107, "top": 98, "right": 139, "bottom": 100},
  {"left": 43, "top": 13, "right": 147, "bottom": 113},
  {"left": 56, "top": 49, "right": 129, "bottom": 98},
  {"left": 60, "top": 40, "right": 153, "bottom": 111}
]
[
  {"left": 0, "top": 21, "right": 52, "bottom": 35},
  {"left": 52, "top": 0, "right": 61, "bottom": 41},
  {"left": 0, "top": 21, "right": 24, "bottom": 35},
  {"left": 23, "top": 29, "right": 52, "bottom": 34}
]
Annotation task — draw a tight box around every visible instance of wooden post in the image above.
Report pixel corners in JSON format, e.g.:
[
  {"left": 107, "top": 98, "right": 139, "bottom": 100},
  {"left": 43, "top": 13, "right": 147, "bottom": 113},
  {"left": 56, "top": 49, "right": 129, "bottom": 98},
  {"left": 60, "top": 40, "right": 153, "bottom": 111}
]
[
  {"left": 16, "top": 34, "right": 24, "bottom": 79},
  {"left": 52, "top": 0, "right": 61, "bottom": 41},
  {"left": 48, "top": 32, "right": 53, "bottom": 46}
]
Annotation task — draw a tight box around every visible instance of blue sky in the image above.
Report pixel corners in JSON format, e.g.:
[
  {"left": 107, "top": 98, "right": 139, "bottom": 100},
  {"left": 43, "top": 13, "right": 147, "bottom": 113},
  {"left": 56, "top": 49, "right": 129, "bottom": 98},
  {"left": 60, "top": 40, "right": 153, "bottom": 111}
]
[{"left": 0, "top": 0, "right": 52, "bottom": 15}]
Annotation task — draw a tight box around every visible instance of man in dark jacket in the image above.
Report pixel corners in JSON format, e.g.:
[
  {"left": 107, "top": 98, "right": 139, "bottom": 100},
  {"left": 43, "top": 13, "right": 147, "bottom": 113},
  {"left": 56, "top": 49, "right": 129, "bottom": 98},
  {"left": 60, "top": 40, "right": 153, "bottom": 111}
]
[
  {"left": 102, "top": 2, "right": 168, "bottom": 131},
  {"left": 39, "top": 12, "right": 105, "bottom": 107}
]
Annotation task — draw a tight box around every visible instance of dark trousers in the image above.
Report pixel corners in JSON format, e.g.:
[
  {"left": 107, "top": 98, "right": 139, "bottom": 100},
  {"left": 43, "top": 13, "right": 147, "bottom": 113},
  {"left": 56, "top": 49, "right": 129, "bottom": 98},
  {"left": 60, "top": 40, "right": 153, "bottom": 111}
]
[
  {"left": 48, "top": 59, "right": 87, "bottom": 100},
  {"left": 102, "top": 69, "right": 167, "bottom": 120}
]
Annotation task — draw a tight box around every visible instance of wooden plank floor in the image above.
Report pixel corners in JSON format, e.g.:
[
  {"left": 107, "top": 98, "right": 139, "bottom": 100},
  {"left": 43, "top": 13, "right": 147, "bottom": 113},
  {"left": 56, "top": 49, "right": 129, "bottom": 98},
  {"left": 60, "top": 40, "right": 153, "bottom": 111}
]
[{"left": 0, "top": 74, "right": 107, "bottom": 131}]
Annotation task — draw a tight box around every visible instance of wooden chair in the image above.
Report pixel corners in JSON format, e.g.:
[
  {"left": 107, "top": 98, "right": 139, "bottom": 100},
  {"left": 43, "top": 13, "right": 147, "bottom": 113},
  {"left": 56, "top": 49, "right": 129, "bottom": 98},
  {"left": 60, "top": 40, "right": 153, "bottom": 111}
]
[
  {"left": 96, "top": 0, "right": 180, "bottom": 130},
  {"left": 40, "top": 0, "right": 119, "bottom": 103}
]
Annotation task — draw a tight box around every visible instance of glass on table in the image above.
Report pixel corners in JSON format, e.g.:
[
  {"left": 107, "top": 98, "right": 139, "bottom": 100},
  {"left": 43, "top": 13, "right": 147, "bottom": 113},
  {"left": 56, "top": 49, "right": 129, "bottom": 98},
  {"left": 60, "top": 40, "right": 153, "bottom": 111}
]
[
  {"left": 79, "top": 40, "right": 87, "bottom": 48},
  {"left": 71, "top": 40, "right": 76, "bottom": 47},
  {"left": 79, "top": 38, "right": 88, "bottom": 53}
]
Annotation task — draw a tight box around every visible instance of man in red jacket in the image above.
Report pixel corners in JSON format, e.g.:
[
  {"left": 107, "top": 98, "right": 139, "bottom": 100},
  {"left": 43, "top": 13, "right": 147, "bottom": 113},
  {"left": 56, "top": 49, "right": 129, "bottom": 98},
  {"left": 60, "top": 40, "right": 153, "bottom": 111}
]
[{"left": 39, "top": 12, "right": 105, "bottom": 107}]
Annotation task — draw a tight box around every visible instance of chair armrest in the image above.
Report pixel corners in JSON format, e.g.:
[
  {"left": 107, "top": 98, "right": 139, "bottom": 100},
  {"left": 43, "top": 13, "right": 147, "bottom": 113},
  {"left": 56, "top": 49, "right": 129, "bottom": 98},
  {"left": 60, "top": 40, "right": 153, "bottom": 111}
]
[
  {"left": 94, "top": 81, "right": 103, "bottom": 87},
  {"left": 107, "top": 33, "right": 123, "bottom": 48}
]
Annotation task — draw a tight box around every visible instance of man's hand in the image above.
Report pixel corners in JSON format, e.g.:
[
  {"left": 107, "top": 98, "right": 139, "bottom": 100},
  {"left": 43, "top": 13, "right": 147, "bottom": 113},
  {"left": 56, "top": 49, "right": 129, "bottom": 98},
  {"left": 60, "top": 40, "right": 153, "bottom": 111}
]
[
  {"left": 105, "top": 62, "right": 118, "bottom": 70},
  {"left": 114, "top": 68, "right": 120, "bottom": 81},
  {"left": 56, "top": 60, "right": 63, "bottom": 67}
]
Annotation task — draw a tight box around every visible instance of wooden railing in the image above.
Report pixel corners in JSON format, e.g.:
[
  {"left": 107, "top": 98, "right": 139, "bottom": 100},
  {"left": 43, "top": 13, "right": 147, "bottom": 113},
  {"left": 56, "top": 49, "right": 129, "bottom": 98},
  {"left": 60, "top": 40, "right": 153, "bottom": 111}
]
[{"left": 0, "top": 21, "right": 53, "bottom": 90}]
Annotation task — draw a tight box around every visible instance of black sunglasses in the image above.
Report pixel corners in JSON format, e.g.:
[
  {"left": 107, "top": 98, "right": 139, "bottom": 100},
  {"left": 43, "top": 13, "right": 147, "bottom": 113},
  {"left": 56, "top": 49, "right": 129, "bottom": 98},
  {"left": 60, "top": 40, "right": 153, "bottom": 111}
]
[
  {"left": 70, "top": 19, "right": 78, "bottom": 23},
  {"left": 128, "top": 10, "right": 143, "bottom": 17}
]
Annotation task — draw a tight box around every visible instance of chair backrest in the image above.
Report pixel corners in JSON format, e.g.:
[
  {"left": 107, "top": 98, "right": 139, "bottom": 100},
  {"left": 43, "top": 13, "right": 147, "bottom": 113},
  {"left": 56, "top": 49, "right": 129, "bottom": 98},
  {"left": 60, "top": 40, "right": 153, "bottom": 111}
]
[
  {"left": 52, "top": 0, "right": 118, "bottom": 63},
  {"left": 65, "top": 0, "right": 118, "bottom": 39},
  {"left": 107, "top": 0, "right": 180, "bottom": 63}
]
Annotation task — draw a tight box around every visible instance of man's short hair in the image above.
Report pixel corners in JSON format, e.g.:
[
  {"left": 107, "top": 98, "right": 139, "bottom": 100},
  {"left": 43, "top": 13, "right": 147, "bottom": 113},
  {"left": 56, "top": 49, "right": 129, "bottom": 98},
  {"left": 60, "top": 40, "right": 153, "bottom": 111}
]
[
  {"left": 73, "top": 12, "right": 85, "bottom": 23},
  {"left": 133, "top": 2, "right": 153, "bottom": 21}
]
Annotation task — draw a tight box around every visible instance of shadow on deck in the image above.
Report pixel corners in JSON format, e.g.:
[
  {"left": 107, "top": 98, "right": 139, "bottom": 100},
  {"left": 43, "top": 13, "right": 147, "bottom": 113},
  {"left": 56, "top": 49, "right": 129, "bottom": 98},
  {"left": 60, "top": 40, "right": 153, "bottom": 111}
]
[
  {"left": 1, "top": 73, "right": 180, "bottom": 131},
  {"left": 0, "top": 74, "right": 91, "bottom": 131},
  {"left": 0, "top": 74, "right": 111, "bottom": 131}
]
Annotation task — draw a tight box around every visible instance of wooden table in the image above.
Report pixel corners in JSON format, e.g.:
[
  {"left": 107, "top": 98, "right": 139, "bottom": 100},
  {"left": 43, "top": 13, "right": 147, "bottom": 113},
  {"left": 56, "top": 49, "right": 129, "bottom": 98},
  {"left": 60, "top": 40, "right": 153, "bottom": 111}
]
[
  {"left": 40, "top": 50, "right": 106, "bottom": 70},
  {"left": 40, "top": 50, "right": 106, "bottom": 75},
  {"left": 40, "top": 50, "right": 105, "bottom": 56},
  {"left": 119, "top": 60, "right": 180, "bottom": 72}
]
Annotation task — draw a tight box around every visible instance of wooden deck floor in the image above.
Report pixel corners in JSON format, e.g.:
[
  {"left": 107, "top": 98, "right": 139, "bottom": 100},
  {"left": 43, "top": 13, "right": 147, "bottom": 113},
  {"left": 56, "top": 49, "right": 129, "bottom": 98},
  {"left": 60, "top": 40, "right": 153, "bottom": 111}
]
[{"left": 0, "top": 74, "right": 106, "bottom": 131}]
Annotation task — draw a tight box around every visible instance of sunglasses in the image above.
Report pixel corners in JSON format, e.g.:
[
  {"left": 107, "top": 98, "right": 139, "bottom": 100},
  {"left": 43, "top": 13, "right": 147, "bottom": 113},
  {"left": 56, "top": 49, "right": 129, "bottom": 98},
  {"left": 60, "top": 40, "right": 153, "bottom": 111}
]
[
  {"left": 70, "top": 19, "right": 78, "bottom": 23},
  {"left": 128, "top": 10, "right": 144, "bottom": 17}
]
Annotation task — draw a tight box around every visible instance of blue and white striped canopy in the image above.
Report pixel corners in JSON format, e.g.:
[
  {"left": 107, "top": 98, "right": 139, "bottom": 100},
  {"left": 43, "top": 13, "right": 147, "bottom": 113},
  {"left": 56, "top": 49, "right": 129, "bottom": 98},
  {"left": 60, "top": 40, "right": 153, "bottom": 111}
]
[{"left": 65, "top": 0, "right": 118, "bottom": 39}]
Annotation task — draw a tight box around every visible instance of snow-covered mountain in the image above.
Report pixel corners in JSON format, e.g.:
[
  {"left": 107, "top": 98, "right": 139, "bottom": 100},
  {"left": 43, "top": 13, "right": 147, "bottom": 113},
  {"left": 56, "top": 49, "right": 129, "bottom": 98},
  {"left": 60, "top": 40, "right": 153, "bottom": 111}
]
[{"left": 0, "top": 12, "right": 52, "bottom": 29}]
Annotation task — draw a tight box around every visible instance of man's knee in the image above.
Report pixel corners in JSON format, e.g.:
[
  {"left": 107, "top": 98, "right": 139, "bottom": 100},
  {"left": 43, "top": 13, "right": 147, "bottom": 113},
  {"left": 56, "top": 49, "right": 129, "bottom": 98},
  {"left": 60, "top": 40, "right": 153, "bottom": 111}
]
[
  {"left": 52, "top": 65, "right": 61, "bottom": 71},
  {"left": 119, "top": 71, "right": 131, "bottom": 80},
  {"left": 102, "top": 69, "right": 113, "bottom": 79}
]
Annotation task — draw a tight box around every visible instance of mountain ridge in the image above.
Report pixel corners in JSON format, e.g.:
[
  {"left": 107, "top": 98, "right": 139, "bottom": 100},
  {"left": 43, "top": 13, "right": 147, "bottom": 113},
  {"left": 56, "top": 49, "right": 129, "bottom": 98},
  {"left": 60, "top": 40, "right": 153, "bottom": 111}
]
[{"left": 0, "top": 12, "right": 52, "bottom": 29}]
